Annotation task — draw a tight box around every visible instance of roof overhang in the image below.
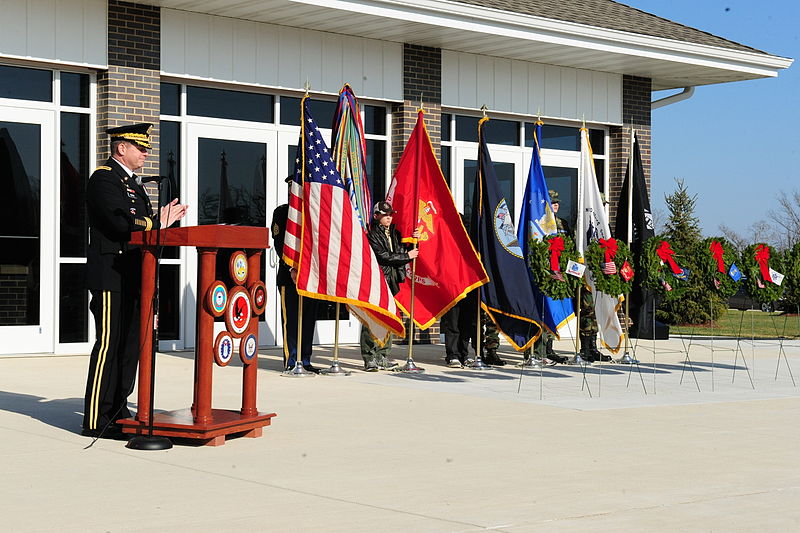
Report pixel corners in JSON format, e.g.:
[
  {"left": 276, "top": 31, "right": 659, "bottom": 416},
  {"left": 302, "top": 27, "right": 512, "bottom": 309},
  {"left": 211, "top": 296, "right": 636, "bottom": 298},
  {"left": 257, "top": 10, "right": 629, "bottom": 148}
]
[{"left": 150, "top": 0, "right": 793, "bottom": 91}]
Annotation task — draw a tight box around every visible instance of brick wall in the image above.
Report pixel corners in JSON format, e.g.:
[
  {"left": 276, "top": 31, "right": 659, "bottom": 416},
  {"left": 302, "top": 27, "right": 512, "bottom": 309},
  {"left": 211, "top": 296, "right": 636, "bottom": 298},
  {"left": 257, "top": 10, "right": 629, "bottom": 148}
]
[
  {"left": 0, "top": 266, "right": 30, "bottom": 325},
  {"left": 608, "top": 75, "right": 652, "bottom": 230},
  {"left": 391, "top": 44, "right": 444, "bottom": 345},
  {"left": 96, "top": 1, "right": 161, "bottom": 184}
]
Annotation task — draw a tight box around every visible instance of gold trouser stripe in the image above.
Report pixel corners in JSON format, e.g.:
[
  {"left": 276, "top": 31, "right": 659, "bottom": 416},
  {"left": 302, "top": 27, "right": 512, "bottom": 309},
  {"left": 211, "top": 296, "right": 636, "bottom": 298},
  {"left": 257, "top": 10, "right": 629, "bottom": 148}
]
[
  {"left": 280, "top": 287, "right": 289, "bottom": 365},
  {"left": 89, "top": 291, "right": 111, "bottom": 429}
]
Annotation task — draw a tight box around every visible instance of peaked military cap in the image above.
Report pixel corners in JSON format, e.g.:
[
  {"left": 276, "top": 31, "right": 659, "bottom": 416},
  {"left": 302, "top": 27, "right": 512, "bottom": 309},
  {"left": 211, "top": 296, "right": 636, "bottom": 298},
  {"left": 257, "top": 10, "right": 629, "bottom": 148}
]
[
  {"left": 107, "top": 123, "right": 152, "bottom": 150},
  {"left": 549, "top": 189, "right": 560, "bottom": 204}
]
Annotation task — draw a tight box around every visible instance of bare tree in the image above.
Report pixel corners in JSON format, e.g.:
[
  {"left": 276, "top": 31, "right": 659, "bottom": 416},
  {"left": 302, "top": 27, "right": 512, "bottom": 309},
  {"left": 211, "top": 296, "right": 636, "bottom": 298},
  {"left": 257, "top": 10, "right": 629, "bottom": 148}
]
[
  {"left": 719, "top": 220, "right": 777, "bottom": 252},
  {"left": 768, "top": 189, "right": 800, "bottom": 251}
]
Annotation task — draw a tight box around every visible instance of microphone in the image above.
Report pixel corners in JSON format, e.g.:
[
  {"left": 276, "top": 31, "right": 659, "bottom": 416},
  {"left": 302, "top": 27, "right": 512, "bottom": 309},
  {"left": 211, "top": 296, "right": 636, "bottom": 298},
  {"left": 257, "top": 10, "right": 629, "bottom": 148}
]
[{"left": 139, "top": 175, "right": 167, "bottom": 184}]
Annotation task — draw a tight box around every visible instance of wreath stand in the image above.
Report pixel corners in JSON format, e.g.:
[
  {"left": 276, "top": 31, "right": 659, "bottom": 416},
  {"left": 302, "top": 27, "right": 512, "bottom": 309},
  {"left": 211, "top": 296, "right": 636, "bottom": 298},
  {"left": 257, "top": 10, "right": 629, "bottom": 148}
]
[
  {"left": 680, "top": 296, "right": 735, "bottom": 392},
  {"left": 630, "top": 298, "right": 686, "bottom": 395},
  {"left": 620, "top": 298, "right": 647, "bottom": 394}
]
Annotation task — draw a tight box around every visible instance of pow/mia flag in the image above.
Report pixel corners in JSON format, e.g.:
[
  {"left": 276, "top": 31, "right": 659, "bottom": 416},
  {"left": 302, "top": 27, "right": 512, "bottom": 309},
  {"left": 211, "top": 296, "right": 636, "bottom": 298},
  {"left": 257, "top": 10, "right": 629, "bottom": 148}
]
[{"left": 615, "top": 132, "right": 659, "bottom": 339}]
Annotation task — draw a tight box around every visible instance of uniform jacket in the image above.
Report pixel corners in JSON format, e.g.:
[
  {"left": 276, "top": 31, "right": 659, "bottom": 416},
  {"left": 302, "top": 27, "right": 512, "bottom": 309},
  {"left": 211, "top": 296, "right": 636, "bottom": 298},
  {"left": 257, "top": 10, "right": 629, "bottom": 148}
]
[
  {"left": 270, "top": 203, "right": 293, "bottom": 287},
  {"left": 367, "top": 222, "right": 412, "bottom": 295},
  {"left": 86, "top": 157, "right": 156, "bottom": 291}
]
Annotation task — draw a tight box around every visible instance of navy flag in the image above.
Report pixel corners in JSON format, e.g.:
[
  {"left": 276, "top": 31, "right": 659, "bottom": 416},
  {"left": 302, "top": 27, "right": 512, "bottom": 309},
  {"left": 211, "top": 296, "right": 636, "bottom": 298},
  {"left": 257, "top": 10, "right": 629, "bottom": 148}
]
[{"left": 471, "top": 117, "right": 542, "bottom": 351}]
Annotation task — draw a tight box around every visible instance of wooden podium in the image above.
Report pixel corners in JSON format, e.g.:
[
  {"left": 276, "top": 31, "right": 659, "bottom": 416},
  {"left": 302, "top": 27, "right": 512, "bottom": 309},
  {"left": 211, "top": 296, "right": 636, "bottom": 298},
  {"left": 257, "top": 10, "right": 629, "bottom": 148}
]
[{"left": 119, "top": 225, "right": 276, "bottom": 446}]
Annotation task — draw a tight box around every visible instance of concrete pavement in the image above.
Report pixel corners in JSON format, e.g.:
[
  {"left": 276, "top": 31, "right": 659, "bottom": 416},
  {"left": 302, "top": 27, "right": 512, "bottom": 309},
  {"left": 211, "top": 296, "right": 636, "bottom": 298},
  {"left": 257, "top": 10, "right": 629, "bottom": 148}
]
[{"left": 1, "top": 336, "right": 799, "bottom": 532}]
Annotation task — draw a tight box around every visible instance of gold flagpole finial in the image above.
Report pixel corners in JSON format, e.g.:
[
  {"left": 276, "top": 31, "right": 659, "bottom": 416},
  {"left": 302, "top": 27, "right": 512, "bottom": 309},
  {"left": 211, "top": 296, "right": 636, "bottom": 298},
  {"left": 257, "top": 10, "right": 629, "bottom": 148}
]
[
  {"left": 582, "top": 113, "right": 586, "bottom": 130},
  {"left": 418, "top": 93, "right": 424, "bottom": 113},
  {"left": 303, "top": 78, "right": 311, "bottom": 97},
  {"left": 536, "top": 107, "right": 543, "bottom": 124},
  {"left": 480, "top": 104, "right": 488, "bottom": 117}
]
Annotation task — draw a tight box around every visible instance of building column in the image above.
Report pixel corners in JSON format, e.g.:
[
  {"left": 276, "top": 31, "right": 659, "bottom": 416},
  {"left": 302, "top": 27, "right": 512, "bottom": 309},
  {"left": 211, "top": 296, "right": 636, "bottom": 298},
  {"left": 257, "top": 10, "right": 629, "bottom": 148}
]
[
  {"left": 608, "top": 75, "right": 652, "bottom": 229},
  {"left": 391, "top": 44, "right": 443, "bottom": 345},
  {"left": 97, "top": 0, "right": 161, "bottom": 180}
]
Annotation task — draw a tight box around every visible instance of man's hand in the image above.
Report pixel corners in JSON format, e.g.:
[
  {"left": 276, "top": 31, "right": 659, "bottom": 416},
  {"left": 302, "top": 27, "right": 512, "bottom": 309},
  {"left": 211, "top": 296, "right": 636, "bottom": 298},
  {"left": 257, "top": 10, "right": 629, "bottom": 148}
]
[
  {"left": 408, "top": 248, "right": 419, "bottom": 260},
  {"left": 412, "top": 228, "right": 421, "bottom": 240},
  {"left": 290, "top": 268, "right": 298, "bottom": 283},
  {"left": 160, "top": 198, "right": 189, "bottom": 228}
]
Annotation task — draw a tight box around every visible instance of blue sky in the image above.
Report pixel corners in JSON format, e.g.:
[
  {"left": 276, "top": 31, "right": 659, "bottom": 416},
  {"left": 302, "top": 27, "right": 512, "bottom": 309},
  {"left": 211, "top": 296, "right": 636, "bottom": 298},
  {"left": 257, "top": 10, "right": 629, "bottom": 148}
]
[{"left": 621, "top": 0, "right": 799, "bottom": 237}]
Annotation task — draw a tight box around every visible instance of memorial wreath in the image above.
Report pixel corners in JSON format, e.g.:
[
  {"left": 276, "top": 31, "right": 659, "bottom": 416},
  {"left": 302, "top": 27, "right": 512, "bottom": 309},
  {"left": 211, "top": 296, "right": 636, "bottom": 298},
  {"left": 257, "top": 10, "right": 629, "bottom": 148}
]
[
  {"left": 698, "top": 237, "right": 741, "bottom": 299},
  {"left": 584, "top": 237, "right": 634, "bottom": 295},
  {"left": 740, "top": 243, "right": 784, "bottom": 304},
  {"left": 640, "top": 236, "right": 690, "bottom": 300},
  {"left": 527, "top": 234, "right": 582, "bottom": 299}
]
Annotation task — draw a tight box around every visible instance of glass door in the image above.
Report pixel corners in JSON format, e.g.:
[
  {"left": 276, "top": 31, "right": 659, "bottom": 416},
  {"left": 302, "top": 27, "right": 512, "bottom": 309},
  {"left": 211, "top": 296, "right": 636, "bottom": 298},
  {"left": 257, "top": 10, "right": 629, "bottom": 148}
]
[
  {"left": 453, "top": 145, "right": 524, "bottom": 223},
  {"left": 0, "top": 108, "right": 55, "bottom": 353},
  {"left": 185, "top": 123, "right": 278, "bottom": 348},
  {"left": 277, "top": 130, "right": 362, "bottom": 346}
]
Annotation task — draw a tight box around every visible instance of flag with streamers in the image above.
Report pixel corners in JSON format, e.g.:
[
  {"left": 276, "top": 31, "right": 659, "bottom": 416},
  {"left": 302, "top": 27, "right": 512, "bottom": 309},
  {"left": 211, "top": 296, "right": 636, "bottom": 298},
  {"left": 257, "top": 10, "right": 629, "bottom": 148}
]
[
  {"left": 473, "top": 117, "right": 542, "bottom": 351},
  {"left": 576, "top": 128, "right": 624, "bottom": 353},
  {"left": 284, "top": 96, "right": 404, "bottom": 342},
  {"left": 518, "top": 121, "right": 575, "bottom": 337},
  {"left": 332, "top": 84, "right": 371, "bottom": 231}
]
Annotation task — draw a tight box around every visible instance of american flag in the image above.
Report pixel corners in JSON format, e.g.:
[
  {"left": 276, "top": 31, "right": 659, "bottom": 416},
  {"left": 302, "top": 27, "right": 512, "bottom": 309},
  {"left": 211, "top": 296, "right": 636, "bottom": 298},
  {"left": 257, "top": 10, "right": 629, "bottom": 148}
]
[
  {"left": 601, "top": 261, "right": 618, "bottom": 275},
  {"left": 283, "top": 97, "right": 405, "bottom": 340}
]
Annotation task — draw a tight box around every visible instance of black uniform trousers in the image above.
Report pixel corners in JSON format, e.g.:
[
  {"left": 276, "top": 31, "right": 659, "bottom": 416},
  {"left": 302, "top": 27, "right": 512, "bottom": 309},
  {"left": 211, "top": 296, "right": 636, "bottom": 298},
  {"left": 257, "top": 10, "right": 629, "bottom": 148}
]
[
  {"left": 441, "top": 295, "right": 477, "bottom": 362},
  {"left": 280, "top": 283, "right": 318, "bottom": 368},
  {"left": 83, "top": 287, "right": 140, "bottom": 430}
]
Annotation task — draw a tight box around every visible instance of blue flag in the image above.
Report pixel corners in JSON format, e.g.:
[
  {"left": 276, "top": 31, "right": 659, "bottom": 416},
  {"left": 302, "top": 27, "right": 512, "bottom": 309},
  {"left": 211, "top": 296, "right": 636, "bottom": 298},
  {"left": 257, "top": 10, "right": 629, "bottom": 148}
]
[
  {"left": 471, "top": 117, "right": 542, "bottom": 351},
  {"left": 518, "top": 121, "right": 575, "bottom": 337}
]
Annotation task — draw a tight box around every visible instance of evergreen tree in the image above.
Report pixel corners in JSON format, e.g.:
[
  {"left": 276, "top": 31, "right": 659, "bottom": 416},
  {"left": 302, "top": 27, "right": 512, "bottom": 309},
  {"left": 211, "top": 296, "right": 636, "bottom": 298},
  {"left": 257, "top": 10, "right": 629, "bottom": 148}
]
[{"left": 656, "top": 179, "right": 726, "bottom": 324}]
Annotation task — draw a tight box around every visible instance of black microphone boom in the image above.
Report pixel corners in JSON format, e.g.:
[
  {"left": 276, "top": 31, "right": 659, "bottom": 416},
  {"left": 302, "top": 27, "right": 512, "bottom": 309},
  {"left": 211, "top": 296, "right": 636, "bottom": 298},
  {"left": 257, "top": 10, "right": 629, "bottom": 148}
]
[{"left": 140, "top": 175, "right": 167, "bottom": 184}]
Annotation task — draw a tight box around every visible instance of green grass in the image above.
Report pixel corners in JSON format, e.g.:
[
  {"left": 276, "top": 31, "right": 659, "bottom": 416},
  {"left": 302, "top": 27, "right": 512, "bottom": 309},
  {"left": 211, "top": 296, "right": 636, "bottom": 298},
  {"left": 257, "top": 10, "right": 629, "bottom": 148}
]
[{"left": 670, "top": 309, "right": 800, "bottom": 339}]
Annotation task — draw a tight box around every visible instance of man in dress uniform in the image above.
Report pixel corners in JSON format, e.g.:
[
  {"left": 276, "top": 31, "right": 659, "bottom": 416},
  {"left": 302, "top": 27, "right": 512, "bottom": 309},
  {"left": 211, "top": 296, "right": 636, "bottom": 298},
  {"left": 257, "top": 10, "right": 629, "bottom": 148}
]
[
  {"left": 83, "top": 123, "right": 188, "bottom": 439},
  {"left": 271, "top": 179, "right": 320, "bottom": 373}
]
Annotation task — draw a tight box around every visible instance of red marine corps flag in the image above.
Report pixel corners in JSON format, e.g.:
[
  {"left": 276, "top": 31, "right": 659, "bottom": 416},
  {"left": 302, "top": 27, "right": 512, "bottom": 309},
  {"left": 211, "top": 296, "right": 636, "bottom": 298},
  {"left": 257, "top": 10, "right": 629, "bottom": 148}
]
[{"left": 386, "top": 110, "right": 488, "bottom": 329}]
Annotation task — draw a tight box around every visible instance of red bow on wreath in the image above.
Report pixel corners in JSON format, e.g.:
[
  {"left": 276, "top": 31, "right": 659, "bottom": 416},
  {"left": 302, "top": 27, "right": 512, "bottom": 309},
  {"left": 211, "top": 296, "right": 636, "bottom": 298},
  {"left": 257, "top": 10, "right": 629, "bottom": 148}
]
[
  {"left": 709, "top": 240, "right": 725, "bottom": 273},
  {"left": 754, "top": 244, "right": 773, "bottom": 284},
  {"left": 656, "top": 241, "right": 682, "bottom": 275},
  {"left": 548, "top": 236, "right": 564, "bottom": 272},
  {"left": 598, "top": 238, "right": 617, "bottom": 263}
]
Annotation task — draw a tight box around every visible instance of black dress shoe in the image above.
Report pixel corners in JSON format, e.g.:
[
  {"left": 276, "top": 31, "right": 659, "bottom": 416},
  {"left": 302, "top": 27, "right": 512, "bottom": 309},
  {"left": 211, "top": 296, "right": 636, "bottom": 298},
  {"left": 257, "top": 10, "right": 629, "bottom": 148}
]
[
  {"left": 302, "top": 364, "right": 321, "bottom": 374},
  {"left": 81, "top": 426, "right": 129, "bottom": 441}
]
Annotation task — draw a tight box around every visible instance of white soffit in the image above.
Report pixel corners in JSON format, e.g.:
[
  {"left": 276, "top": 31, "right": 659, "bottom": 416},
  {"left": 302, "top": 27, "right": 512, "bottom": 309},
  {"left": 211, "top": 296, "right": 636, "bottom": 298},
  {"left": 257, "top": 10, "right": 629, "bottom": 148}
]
[{"left": 149, "top": 0, "right": 793, "bottom": 91}]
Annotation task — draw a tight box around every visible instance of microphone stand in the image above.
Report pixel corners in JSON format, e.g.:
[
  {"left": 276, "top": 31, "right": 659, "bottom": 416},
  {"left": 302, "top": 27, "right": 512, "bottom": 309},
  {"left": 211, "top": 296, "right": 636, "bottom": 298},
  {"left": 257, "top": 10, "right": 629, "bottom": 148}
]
[{"left": 128, "top": 176, "right": 173, "bottom": 450}]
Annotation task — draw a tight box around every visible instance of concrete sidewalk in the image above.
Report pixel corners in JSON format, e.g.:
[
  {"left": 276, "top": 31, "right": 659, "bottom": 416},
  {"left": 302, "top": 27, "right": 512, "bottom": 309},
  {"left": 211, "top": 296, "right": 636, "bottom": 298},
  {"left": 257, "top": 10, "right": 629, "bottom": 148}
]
[{"left": 1, "top": 337, "right": 799, "bottom": 532}]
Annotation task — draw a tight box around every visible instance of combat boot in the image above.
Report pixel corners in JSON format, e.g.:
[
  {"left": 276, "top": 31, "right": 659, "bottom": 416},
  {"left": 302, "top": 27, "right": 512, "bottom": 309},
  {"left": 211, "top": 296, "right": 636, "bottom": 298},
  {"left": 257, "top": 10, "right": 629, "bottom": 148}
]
[{"left": 580, "top": 335, "right": 598, "bottom": 362}]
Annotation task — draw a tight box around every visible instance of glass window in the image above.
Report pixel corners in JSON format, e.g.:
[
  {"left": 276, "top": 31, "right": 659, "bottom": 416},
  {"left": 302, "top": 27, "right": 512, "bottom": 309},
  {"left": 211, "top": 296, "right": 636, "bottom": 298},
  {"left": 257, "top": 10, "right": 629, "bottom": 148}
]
[
  {"left": 157, "top": 264, "right": 180, "bottom": 340},
  {"left": 364, "top": 105, "right": 385, "bottom": 135},
  {"left": 159, "top": 121, "right": 181, "bottom": 259},
  {"left": 60, "top": 72, "right": 89, "bottom": 108},
  {"left": 455, "top": 115, "right": 479, "bottom": 142},
  {"left": 0, "top": 65, "right": 51, "bottom": 102},
  {"left": 280, "top": 96, "right": 337, "bottom": 128},
  {"left": 60, "top": 113, "right": 90, "bottom": 258},
  {"left": 59, "top": 264, "right": 88, "bottom": 343},
  {"left": 542, "top": 166, "right": 578, "bottom": 232},
  {"left": 462, "top": 159, "right": 515, "bottom": 223},
  {"left": 590, "top": 129, "right": 605, "bottom": 155},
  {"left": 160, "top": 82, "right": 181, "bottom": 116},
  {"left": 594, "top": 159, "right": 605, "bottom": 193},
  {"left": 316, "top": 301, "right": 349, "bottom": 321},
  {"left": 456, "top": 116, "right": 518, "bottom": 145},
  {"left": 539, "top": 125, "right": 580, "bottom": 151},
  {"left": 0, "top": 120, "right": 41, "bottom": 325},
  {"left": 441, "top": 113, "right": 451, "bottom": 142},
  {"left": 197, "top": 138, "right": 267, "bottom": 226},
  {"left": 366, "top": 139, "right": 386, "bottom": 203},
  {"left": 440, "top": 145, "right": 451, "bottom": 187},
  {"left": 187, "top": 86, "right": 272, "bottom": 122}
]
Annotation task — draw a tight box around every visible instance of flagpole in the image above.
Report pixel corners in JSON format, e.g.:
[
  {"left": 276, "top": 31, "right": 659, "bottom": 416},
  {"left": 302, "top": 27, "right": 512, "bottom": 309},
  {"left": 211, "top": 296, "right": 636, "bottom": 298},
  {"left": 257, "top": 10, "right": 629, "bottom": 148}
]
[
  {"left": 398, "top": 100, "right": 426, "bottom": 374},
  {"left": 618, "top": 127, "right": 639, "bottom": 365},
  {"left": 322, "top": 303, "right": 350, "bottom": 376}
]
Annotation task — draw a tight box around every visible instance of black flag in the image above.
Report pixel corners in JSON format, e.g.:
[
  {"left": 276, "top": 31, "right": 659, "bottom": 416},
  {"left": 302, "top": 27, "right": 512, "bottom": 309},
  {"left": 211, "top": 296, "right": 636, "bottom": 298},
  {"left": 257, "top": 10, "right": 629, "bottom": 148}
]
[{"left": 615, "top": 133, "right": 666, "bottom": 339}]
